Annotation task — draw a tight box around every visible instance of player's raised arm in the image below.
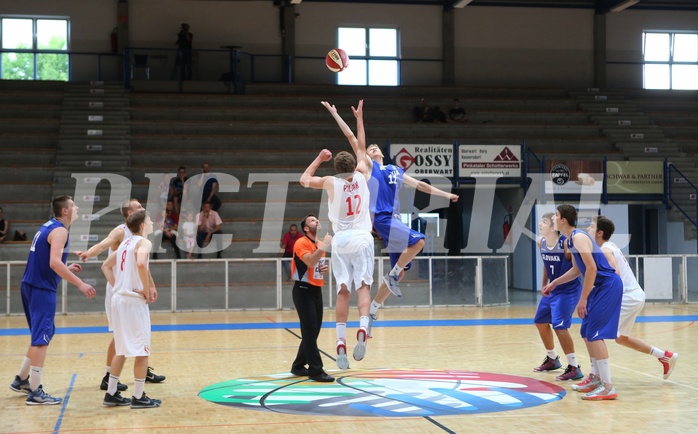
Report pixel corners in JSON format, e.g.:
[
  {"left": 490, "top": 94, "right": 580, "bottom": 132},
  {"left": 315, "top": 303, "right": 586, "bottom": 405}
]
[
  {"left": 75, "top": 225, "right": 124, "bottom": 261},
  {"left": 321, "top": 101, "right": 359, "bottom": 154},
  {"left": 402, "top": 174, "right": 459, "bottom": 202},
  {"left": 352, "top": 100, "right": 370, "bottom": 177},
  {"left": 301, "top": 149, "right": 333, "bottom": 190}
]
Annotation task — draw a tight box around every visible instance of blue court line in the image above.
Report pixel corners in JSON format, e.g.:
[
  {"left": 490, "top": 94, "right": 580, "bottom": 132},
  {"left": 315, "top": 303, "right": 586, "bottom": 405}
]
[
  {"left": 54, "top": 373, "right": 76, "bottom": 434},
  {"left": 1, "top": 315, "right": 695, "bottom": 336}
]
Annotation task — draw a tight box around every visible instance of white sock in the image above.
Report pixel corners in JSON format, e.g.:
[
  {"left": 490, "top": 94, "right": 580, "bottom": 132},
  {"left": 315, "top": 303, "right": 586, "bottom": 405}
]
[
  {"left": 105, "top": 365, "right": 111, "bottom": 375},
  {"left": 18, "top": 356, "right": 31, "bottom": 380},
  {"left": 134, "top": 378, "right": 145, "bottom": 400},
  {"left": 650, "top": 346, "right": 665, "bottom": 358},
  {"left": 370, "top": 300, "right": 381, "bottom": 316},
  {"left": 588, "top": 357, "right": 597, "bottom": 376},
  {"left": 107, "top": 374, "right": 119, "bottom": 395},
  {"left": 359, "top": 316, "right": 369, "bottom": 330},
  {"left": 596, "top": 358, "right": 612, "bottom": 386},
  {"left": 389, "top": 264, "right": 403, "bottom": 278},
  {"left": 336, "top": 323, "right": 346, "bottom": 342},
  {"left": 546, "top": 349, "right": 558, "bottom": 360},
  {"left": 566, "top": 353, "right": 579, "bottom": 368},
  {"left": 29, "top": 366, "right": 42, "bottom": 391}
]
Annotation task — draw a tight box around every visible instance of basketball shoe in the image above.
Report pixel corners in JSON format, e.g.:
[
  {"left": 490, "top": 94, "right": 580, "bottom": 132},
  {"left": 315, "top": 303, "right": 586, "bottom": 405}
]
[
  {"left": 659, "top": 351, "right": 679, "bottom": 380},
  {"left": 581, "top": 384, "right": 617, "bottom": 400},
  {"left": 367, "top": 313, "right": 377, "bottom": 338},
  {"left": 103, "top": 391, "right": 131, "bottom": 406},
  {"left": 9, "top": 375, "right": 30, "bottom": 394},
  {"left": 556, "top": 365, "right": 584, "bottom": 381},
  {"left": 572, "top": 374, "right": 602, "bottom": 393},
  {"left": 100, "top": 373, "right": 128, "bottom": 391},
  {"left": 533, "top": 356, "right": 562, "bottom": 372},
  {"left": 145, "top": 366, "right": 166, "bottom": 383},
  {"left": 336, "top": 340, "right": 349, "bottom": 370},
  {"left": 131, "top": 392, "right": 161, "bottom": 409},
  {"left": 353, "top": 327, "right": 368, "bottom": 361},
  {"left": 382, "top": 273, "right": 402, "bottom": 297},
  {"left": 26, "top": 386, "right": 62, "bottom": 405}
]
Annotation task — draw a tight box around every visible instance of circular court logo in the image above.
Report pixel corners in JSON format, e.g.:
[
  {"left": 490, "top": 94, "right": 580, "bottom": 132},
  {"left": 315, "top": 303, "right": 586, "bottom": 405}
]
[{"left": 198, "top": 369, "right": 565, "bottom": 417}]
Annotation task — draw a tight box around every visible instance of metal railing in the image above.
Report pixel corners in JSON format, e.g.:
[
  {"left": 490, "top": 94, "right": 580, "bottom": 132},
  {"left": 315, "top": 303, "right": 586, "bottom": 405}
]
[{"left": 1, "top": 255, "right": 508, "bottom": 315}]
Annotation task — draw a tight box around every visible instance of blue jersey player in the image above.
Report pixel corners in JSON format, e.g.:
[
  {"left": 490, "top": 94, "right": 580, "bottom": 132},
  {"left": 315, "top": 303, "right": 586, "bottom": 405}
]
[
  {"left": 533, "top": 212, "right": 583, "bottom": 381},
  {"left": 321, "top": 100, "right": 458, "bottom": 336},
  {"left": 543, "top": 204, "right": 622, "bottom": 401},
  {"left": 9, "top": 196, "right": 96, "bottom": 405}
]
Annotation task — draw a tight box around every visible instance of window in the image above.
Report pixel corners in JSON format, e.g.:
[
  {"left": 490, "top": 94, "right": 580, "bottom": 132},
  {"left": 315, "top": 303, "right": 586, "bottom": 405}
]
[
  {"left": 337, "top": 27, "right": 399, "bottom": 86},
  {"left": 1, "top": 17, "right": 69, "bottom": 81},
  {"left": 643, "top": 32, "right": 698, "bottom": 90}
]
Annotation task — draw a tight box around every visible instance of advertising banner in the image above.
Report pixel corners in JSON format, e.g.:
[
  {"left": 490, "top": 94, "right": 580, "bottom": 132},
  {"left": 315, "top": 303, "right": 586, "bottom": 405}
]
[
  {"left": 458, "top": 145, "right": 522, "bottom": 178},
  {"left": 544, "top": 159, "right": 603, "bottom": 194},
  {"left": 607, "top": 161, "right": 663, "bottom": 195},
  {"left": 389, "top": 144, "right": 454, "bottom": 176}
]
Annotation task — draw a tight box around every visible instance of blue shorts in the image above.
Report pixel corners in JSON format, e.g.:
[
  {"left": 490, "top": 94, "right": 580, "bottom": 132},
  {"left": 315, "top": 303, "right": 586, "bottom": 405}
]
[
  {"left": 21, "top": 283, "right": 57, "bottom": 347},
  {"left": 534, "top": 289, "right": 581, "bottom": 330},
  {"left": 580, "top": 275, "right": 623, "bottom": 341},
  {"left": 373, "top": 212, "right": 426, "bottom": 270}
]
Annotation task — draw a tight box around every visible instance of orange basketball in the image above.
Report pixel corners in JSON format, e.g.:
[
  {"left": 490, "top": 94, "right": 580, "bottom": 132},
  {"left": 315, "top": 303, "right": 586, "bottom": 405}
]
[{"left": 326, "top": 48, "right": 349, "bottom": 72}]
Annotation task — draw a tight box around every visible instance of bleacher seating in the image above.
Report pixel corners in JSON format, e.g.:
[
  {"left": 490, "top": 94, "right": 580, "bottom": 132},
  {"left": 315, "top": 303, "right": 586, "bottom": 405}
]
[
  {"left": 0, "top": 81, "right": 63, "bottom": 260},
  {"left": 2, "top": 81, "right": 696, "bottom": 260}
]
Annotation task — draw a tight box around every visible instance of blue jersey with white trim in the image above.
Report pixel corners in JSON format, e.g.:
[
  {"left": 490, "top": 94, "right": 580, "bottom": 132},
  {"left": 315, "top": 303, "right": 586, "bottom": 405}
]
[
  {"left": 369, "top": 159, "right": 403, "bottom": 216},
  {"left": 540, "top": 235, "right": 580, "bottom": 293},
  {"left": 567, "top": 229, "right": 617, "bottom": 285},
  {"left": 21, "top": 218, "right": 69, "bottom": 292}
]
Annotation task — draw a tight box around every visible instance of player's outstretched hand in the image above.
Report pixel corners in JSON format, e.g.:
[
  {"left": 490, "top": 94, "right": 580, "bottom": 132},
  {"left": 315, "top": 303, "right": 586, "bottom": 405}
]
[
  {"left": 352, "top": 99, "right": 364, "bottom": 119},
  {"left": 320, "top": 101, "right": 337, "bottom": 114},
  {"left": 68, "top": 263, "right": 82, "bottom": 273}
]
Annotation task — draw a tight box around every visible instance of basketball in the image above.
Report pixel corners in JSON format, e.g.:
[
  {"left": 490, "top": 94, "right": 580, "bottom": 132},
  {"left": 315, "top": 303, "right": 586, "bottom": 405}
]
[{"left": 326, "top": 48, "right": 349, "bottom": 72}]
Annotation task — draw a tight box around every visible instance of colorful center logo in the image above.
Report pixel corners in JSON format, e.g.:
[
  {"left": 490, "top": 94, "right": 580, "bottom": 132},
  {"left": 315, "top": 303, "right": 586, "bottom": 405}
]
[{"left": 199, "top": 369, "right": 565, "bottom": 417}]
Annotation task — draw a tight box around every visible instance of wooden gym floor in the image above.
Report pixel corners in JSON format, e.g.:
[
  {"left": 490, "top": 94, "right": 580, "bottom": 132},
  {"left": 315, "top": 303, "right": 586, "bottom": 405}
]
[{"left": 1, "top": 296, "right": 696, "bottom": 433}]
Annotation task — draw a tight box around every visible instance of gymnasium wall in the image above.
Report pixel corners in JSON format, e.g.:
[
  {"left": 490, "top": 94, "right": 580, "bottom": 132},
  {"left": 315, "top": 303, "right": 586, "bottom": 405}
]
[{"left": 6, "top": 1, "right": 698, "bottom": 88}]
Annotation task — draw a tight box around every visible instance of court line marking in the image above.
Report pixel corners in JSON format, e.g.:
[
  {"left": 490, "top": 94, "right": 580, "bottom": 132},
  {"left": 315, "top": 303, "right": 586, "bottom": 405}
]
[
  {"left": 54, "top": 373, "right": 77, "bottom": 433},
  {"left": 1, "top": 315, "right": 696, "bottom": 336}
]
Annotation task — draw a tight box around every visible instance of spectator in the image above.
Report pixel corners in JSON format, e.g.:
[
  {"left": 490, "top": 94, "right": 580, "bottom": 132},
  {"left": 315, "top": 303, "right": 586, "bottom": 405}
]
[
  {"left": 447, "top": 98, "right": 467, "bottom": 124},
  {"left": 157, "top": 174, "right": 170, "bottom": 210},
  {"left": 199, "top": 162, "right": 221, "bottom": 212},
  {"left": 152, "top": 200, "right": 180, "bottom": 259},
  {"left": 413, "top": 98, "right": 445, "bottom": 123},
  {"left": 280, "top": 224, "right": 302, "bottom": 282},
  {"left": 196, "top": 201, "right": 223, "bottom": 259},
  {"left": 169, "top": 166, "right": 188, "bottom": 214},
  {"left": 0, "top": 207, "right": 25, "bottom": 242},
  {"left": 0, "top": 206, "right": 9, "bottom": 243},
  {"left": 174, "top": 23, "right": 193, "bottom": 81},
  {"left": 181, "top": 211, "right": 197, "bottom": 259}
]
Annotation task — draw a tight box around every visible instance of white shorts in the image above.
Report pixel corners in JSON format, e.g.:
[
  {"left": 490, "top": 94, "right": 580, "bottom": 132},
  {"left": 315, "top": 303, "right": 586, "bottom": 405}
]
[
  {"left": 110, "top": 293, "right": 152, "bottom": 358},
  {"left": 617, "top": 286, "right": 645, "bottom": 337},
  {"left": 331, "top": 229, "right": 374, "bottom": 293},
  {"left": 105, "top": 283, "right": 114, "bottom": 332}
]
